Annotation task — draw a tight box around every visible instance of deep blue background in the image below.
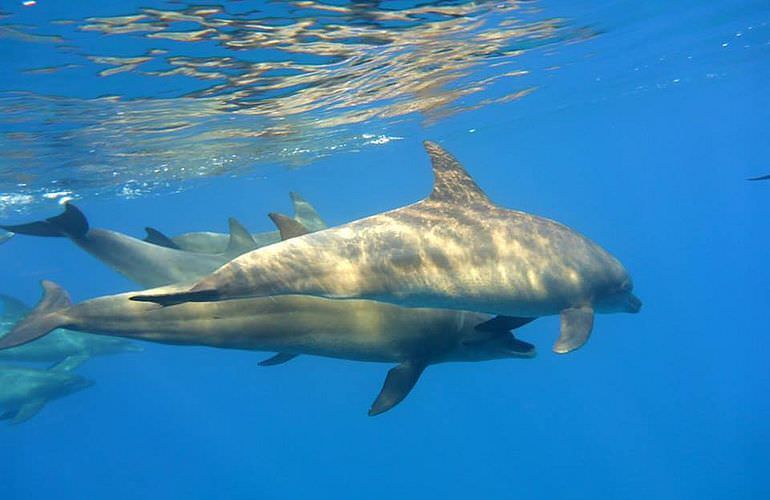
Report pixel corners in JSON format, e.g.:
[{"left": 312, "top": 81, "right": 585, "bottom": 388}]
[{"left": 1, "top": 1, "right": 769, "bottom": 499}]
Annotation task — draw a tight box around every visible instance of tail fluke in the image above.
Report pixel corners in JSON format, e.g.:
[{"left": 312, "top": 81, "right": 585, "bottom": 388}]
[
  {"left": 0, "top": 281, "right": 71, "bottom": 350},
  {"left": 0, "top": 203, "right": 89, "bottom": 238}
]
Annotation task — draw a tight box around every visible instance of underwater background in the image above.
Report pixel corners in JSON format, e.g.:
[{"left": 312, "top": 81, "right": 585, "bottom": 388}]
[{"left": 1, "top": 0, "right": 768, "bottom": 498}]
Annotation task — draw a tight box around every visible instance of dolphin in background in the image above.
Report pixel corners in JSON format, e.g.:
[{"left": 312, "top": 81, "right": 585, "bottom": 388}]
[
  {"left": 0, "top": 193, "right": 326, "bottom": 288},
  {"left": 0, "top": 356, "right": 93, "bottom": 424},
  {"left": 0, "top": 293, "right": 143, "bottom": 365},
  {"left": 0, "top": 231, "right": 12, "bottom": 245},
  {"left": 0, "top": 216, "right": 537, "bottom": 416},
  {"left": 133, "top": 141, "right": 641, "bottom": 354},
  {"left": 155, "top": 192, "right": 327, "bottom": 253}
]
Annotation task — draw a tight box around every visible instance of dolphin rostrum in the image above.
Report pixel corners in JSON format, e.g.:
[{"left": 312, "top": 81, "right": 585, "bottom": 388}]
[
  {"left": 133, "top": 141, "right": 641, "bottom": 354},
  {"left": 0, "top": 278, "right": 535, "bottom": 416},
  {"left": 0, "top": 293, "right": 142, "bottom": 364},
  {"left": 0, "top": 356, "right": 93, "bottom": 424}
]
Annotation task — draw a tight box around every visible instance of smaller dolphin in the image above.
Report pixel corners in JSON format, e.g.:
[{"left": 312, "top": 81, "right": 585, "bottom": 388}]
[
  {"left": 0, "top": 204, "right": 264, "bottom": 288},
  {"left": 1, "top": 194, "right": 326, "bottom": 288},
  {"left": 144, "top": 192, "right": 327, "bottom": 253},
  {"left": 0, "top": 356, "right": 93, "bottom": 424},
  {"left": 0, "top": 293, "right": 143, "bottom": 364},
  {"left": 747, "top": 174, "right": 770, "bottom": 181},
  {"left": 0, "top": 232, "right": 12, "bottom": 245},
  {"left": 0, "top": 279, "right": 535, "bottom": 416}
]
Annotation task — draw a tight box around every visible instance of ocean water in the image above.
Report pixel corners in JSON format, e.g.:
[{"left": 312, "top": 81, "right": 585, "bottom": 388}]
[{"left": 1, "top": 1, "right": 768, "bottom": 499}]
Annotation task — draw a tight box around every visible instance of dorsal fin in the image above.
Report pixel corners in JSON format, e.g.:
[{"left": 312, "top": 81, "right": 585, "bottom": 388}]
[
  {"left": 268, "top": 212, "right": 310, "bottom": 240},
  {"left": 289, "top": 192, "right": 327, "bottom": 232},
  {"left": 423, "top": 141, "right": 491, "bottom": 205},
  {"left": 143, "top": 227, "right": 180, "bottom": 249},
  {"left": 225, "top": 218, "right": 257, "bottom": 255}
]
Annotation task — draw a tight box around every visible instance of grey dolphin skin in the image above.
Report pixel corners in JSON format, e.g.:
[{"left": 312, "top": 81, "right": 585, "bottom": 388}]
[
  {"left": 0, "top": 279, "right": 535, "bottom": 416},
  {"left": 133, "top": 141, "right": 641, "bottom": 354},
  {"left": 0, "top": 193, "right": 325, "bottom": 288},
  {"left": 161, "top": 192, "right": 327, "bottom": 253},
  {"left": 0, "top": 356, "right": 93, "bottom": 424},
  {"left": 1, "top": 293, "right": 142, "bottom": 364}
]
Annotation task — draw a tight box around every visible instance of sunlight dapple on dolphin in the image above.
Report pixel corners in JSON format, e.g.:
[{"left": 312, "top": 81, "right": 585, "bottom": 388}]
[{"left": 133, "top": 141, "right": 641, "bottom": 354}]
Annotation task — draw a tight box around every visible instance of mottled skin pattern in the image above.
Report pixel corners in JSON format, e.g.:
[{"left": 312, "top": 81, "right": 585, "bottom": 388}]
[{"left": 142, "top": 142, "right": 640, "bottom": 318}]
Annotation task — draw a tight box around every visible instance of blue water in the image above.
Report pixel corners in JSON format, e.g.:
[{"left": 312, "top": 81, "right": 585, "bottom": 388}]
[{"left": 1, "top": 1, "right": 769, "bottom": 498}]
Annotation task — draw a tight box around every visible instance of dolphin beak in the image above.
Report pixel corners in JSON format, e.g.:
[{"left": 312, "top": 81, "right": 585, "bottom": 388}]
[{"left": 626, "top": 294, "right": 642, "bottom": 313}]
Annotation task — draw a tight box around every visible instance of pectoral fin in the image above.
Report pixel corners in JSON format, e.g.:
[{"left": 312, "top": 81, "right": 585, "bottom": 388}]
[
  {"left": 258, "top": 353, "right": 298, "bottom": 366},
  {"left": 9, "top": 400, "right": 46, "bottom": 424},
  {"left": 554, "top": 306, "right": 594, "bottom": 354},
  {"left": 369, "top": 360, "right": 426, "bottom": 416}
]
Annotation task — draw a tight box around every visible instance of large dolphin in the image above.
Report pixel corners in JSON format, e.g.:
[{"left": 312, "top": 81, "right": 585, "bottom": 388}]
[
  {"left": 0, "top": 193, "right": 325, "bottom": 288},
  {"left": 157, "top": 192, "right": 327, "bottom": 253},
  {"left": 0, "top": 293, "right": 142, "bottom": 364},
  {"left": 0, "top": 278, "right": 535, "bottom": 416},
  {"left": 0, "top": 356, "right": 93, "bottom": 424},
  {"left": 133, "top": 141, "right": 641, "bottom": 354}
]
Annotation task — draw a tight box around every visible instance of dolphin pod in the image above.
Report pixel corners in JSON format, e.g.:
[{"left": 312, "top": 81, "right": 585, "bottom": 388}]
[
  {"left": 0, "top": 140, "right": 642, "bottom": 417},
  {"left": 0, "top": 215, "right": 537, "bottom": 415},
  {"left": 1, "top": 192, "right": 327, "bottom": 288},
  {"left": 133, "top": 141, "right": 641, "bottom": 354}
]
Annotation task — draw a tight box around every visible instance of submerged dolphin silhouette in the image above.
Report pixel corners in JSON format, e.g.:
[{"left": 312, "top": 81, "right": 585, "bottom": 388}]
[
  {"left": 0, "top": 356, "right": 93, "bottom": 424},
  {"left": 133, "top": 141, "right": 641, "bottom": 353}
]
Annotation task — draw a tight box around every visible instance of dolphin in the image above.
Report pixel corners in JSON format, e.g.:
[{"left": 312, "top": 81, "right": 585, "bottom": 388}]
[
  {"left": 1, "top": 194, "right": 326, "bottom": 288},
  {"left": 0, "top": 231, "right": 12, "bottom": 245},
  {"left": 148, "top": 192, "right": 325, "bottom": 252},
  {"left": 747, "top": 174, "right": 770, "bottom": 181},
  {"left": 133, "top": 141, "right": 641, "bottom": 354},
  {"left": 0, "top": 278, "right": 535, "bottom": 416},
  {"left": 155, "top": 192, "right": 327, "bottom": 253},
  {"left": 0, "top": 356, "right": 93, "bottom": 424},
  {"left": 0, "top": 203, "right": 257, "bottom": 288},
  {"left": 1, "top": 293, "right": 143, "bottom": 364}
]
